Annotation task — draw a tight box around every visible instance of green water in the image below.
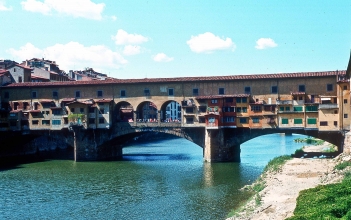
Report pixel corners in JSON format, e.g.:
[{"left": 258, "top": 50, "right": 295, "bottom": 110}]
[{"left": 0, "top": 134, "right": 307, "bottom": 219}]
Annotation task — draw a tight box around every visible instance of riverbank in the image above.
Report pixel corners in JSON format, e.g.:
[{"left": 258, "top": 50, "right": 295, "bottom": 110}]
[{"left": 228, "top": 148, "right": 350, "bottom": 219}]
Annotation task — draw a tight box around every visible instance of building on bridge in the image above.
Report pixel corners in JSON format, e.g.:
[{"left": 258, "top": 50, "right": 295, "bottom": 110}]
[{"left": 0, "top": 70, "right": 349, "bottom": 133}]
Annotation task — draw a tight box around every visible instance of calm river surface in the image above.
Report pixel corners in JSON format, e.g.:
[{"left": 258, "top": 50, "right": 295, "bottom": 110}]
[{"left": 0, "top": 134, "right": 308, "bottom": 220}]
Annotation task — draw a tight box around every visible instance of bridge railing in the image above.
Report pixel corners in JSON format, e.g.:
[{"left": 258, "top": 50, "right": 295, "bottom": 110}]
[
  {"left": 319, "top": 104, "right": 339, "bottom": 109},
  {"left": 129, "top": 122, "right": 182, "bottom": 128}
]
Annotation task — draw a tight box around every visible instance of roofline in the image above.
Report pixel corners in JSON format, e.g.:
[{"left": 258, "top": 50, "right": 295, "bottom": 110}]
[
  {"left": 2, "top": 70, "right": 346, "bottom": 88},
  {"left": 346, "top": 50, "right": 351, "bottom": 79}
]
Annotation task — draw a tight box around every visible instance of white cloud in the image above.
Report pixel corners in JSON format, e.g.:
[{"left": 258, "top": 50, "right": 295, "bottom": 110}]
[
  {"left": 153, "top": 53, "right": 174, "bottom": 62},
  {"left": 112, "top": 29, "right": 149, "bottom": 45},
  {"left": 7, "top": 42, "right": 127, "bottom": 73},
  {"left": 255, "top": 38, "right": 278, "bottom": 50},
  {"left": 123, "top": 45, "right": 141, "bottom": 56},
  {"left": 111, "top": 15, "right": 117, "bottom": 21},
  {"left": 186, "top": 32, "right": 235, "bottom": 53},
  {"left": 21, "top": 0, "right": 105, "bottom": 20},
  {"left": 0, "top": 0, "right": 12, "bottom": 11}
]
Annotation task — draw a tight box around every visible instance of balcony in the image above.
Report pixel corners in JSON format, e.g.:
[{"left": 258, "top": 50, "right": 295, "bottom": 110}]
[
  {"left": 319, "top": 104, "right": 338, "bottom": 109},
  {"left": 276, "top": 100, "right": 292, "bottom": 105}
]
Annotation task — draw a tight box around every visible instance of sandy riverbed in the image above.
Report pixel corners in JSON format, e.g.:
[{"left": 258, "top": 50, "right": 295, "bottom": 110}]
[{"left": 228, "top": 145, "right": 349, "bottom": 220}]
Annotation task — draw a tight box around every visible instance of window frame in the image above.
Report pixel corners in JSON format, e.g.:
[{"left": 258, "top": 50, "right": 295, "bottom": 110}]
[
  {"left": 244, "top": 86, "right": 251, "bottom": 94},
  {"left": 97, "top": 90, "right": 103, "bottom": 98},
  {"left": 120, "top": 90, "right": 126, "bottom": 97},
  {"left": 168, "top": 88, "right": 174, "bottom": 96},
  {"left": 298, "top": 85, "right": 305, "bottom": 92},
  {"left": 192, "top": 88, "right": 199, "bottom": 96},
  {"left": 327, "top": 84, "right": 333, "bottom": 92},
  {"left": 31, "top": 91, "right": 37, "bottom": 98},
  {"left": 75, "top": 91, "right": 81, "bottom": 98},
  {"left": 218, "top": 88, "right": 225, "bottom": 95},
  {"left": 271, "top": 86, "right": 278, "bottom": 94}
]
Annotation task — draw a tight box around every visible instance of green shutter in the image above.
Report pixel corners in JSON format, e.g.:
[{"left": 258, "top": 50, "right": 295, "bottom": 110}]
[
  {"left": 293, "top": 106, "right": 303, "bottom": 112},
  {"left": 307, "top": 118, "right": 317, "bottom": 124},
  {"left": 294, "top": 118, "right": 303, "bottom": 124},
  {"left": 282, "top": 118, "right": 288, "bottom": 124}
]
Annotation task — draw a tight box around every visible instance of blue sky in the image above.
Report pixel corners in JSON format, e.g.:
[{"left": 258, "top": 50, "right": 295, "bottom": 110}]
[{"left": 0, "top": 0, "right": 350, "bottom": 79}]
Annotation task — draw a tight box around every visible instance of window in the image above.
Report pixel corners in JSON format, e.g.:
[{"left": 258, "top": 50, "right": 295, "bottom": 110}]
[
  {"left": 32, "top": 120, "right": 39, "bottom": 125},
  {"left": 193, "top": 88, "right": 198, "bottom": 96},
  {"left": 219, "top": 88, "right": 225, "bottom": 95},
  {"left": 42, "top": 120, "right": 50, "bottom": 125},
  {"left": 4, "top": 92, "right": 9, "bottom": 99},
  {"left": 42, "top": 103, "right": 51, "bottom": 108},
  {"left": 211, "top": 99, "right": 218, "bottom": 104},
  {"left": 294, "top": 118, "right": 303, "bottom": 124},
  {"left": 327, "top": 84, "right": 333, "bottom": 91},
  {"left": 225, "top": 98, "right": 233, "bottom": 103},
  {"left": 242, "top": 97, "right": 247, "bottom": 103},
  {"left": 344, "top": 114, "right": 348, "bottom": 118},
  {"left": 89, "top": 118, "right": 95, "bottom": 124},
  {"left": 239, "top": 118, "right": 247, "bottom": 124},
  {"left": 52, "top": 120, "right": 61, "bottom": 125},
  {"left": 99, "top": 108, "right": 105, "bottom": 114},
  {"left": 252, "top": 118, "right": 259, "bottom": 123},
  {"left": 344, "top": 85, "right": 348, "bottom": 90},
  {"left": 144, "top": 89, "right": 150, "bottom": 96},
  {"left": 52, "top": 91, "right": 58, "bottom": 99},
  {"left": 306, "top": 106, "right": 318, "bottom": 112},
  {"left": 320, "top": 121, "right": 328, "bottom": 126},
  {"left": 168, "top": 88, "right": 174, "bottom": 96},
  {"left": 75, "top": 91, "right": 80, "bottom": 98},
  {"left": 32, "top": 91, "right": 37, "bottom": 98},
  {"left": 120, "top": 90, "right": 126, "bottom": 97},
  {"left": 334, "top": 121, "right": 338, "bottom": 126},
  {"left": 282, "top": 118, "right": 289, "bottom": 124},
  {"left": 237, "top": 107, "right": 241, "bottom": 113},
  {"left": 97, "top": 90, "right": 103, "bottom": 98},
  {"left": 199, "top": 117, "right": 205, "bottom": 123},
  {"left": 186, "top": 117, "right": 194, "bottom": 124},
  {"left": 89, "top": 107, "right": 95, "bottom": 113},
  {"left": 236, "top": 98, "right": 241, "bottom": 103},
  {"left": 185, "top": 108, "right": 194, "bottom": 113},
  {"left": 293, "top": 106, "right": 303, "bottom": 112},
  {"left": 223, "top": 116, "right": 235, "bottom": 123},
  {"left": 307, "top": 118, "right": 317, "bottom": 124},
  {"left": 271, "top": 86, "right": 278, "bottom": 94},
  {"left": 285, "top": 106, "right": 290, "bottom": 111},
  {"left": 242, "top": 107, "right": 247, "bottom": 113},
  {"left": 71, "top": 108, "right": 75, "bottom": 113},
  {"left": 80, "top": 108, "right": 84, "bottom": 113},
  {"left": 52, "top": 109, "right": 61, "bottom": 115},
  {"left": 99, "top": 118, "right": 105, "bottom": 124},
  {"left": 199, "top": 106, "right": 207, "bottom": 112},
  {"left": 344, "top": 99, "right": 348, "bottom": 104},
  {"left": 251, "top": 106, "right": 261, "bottom": 112},
  {"left": 244, "top": 87, "right": 251, "bottom": 94},
  {"left": 298, "top": 85, "right": 305, "bottom": 92},
  {"left": 223, "top": 107, "right": 235, "bottom": 112},
  {"left": 18, "top": 76, "right": 22, "bottom": 83}
]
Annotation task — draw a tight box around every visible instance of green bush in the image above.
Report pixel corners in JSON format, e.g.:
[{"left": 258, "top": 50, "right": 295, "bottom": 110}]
[
  {"left": 335, "top": 161, "right": 351, "bottom": 170},
  {"left": 286, "top": 180, "right": 351, "bottom": 219},
  {"left": 264, "top": 155, "right": 291, "bottom": 173}
]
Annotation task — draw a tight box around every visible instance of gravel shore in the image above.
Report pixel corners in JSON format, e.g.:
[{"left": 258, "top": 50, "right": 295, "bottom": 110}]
[{"left": 228, "top": 146, "right": 350, "bottom": 220}]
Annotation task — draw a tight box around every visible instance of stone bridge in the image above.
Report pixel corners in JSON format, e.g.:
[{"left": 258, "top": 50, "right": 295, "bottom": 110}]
[{"left": 0, "top": 122, "right": 345, "bottom": 162}]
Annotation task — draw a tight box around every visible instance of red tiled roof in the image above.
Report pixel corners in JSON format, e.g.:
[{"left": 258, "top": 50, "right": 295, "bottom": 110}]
[
  {"left": 0, "top": 69, "right": 9, "bottom": 74},
  {"left": 39, "top": 99, "right": 54, "bottom": 103},
  {"left": 95, "top": 99, "right": 112, "bottom": 103},
  {"left": 196, "top": 94, "right": 250, "bottom": 99},
  {"left": 62, "top": 98, "right": 76, "bottom": 102},
  {"left": 3, "top": 70, "right": 346, "bottom": 88},
  {"left": 15, "top": 64, "right": 33, "bottom": 70},
  {"left": 31, "top": 75, "right": 49, "bottom": 80}
]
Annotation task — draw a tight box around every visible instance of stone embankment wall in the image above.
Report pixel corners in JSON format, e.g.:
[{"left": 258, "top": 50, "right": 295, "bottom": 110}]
[{"left": 343, "top": 131, "right": 351, "bottom": 154}]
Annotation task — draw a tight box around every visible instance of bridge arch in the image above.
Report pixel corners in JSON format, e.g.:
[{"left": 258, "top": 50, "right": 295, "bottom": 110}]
[
  {"left": 135, "top": 101, "right": 158, "bottom": 122},
  {"left": 114, "top": 101, "right": 134, "bottom": 122},
  {"left": 220, "top": 128, "right": 343, "bottom": 151},
  {"left": 160, "top": 100, "right": 181, "bottom": 122}
]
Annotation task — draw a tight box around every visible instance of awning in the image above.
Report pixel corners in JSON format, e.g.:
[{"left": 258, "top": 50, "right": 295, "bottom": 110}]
[
  {"left": 39, "top": 99, "right": 54, "bottom": 103},
  {"left": 321, "top": 98, "right": 331, "bottom": 101}
]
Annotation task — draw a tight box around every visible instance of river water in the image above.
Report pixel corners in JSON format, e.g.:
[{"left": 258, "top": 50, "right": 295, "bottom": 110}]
[{"left": 0, "top": 134, "right": 308, "bottom": 220}]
